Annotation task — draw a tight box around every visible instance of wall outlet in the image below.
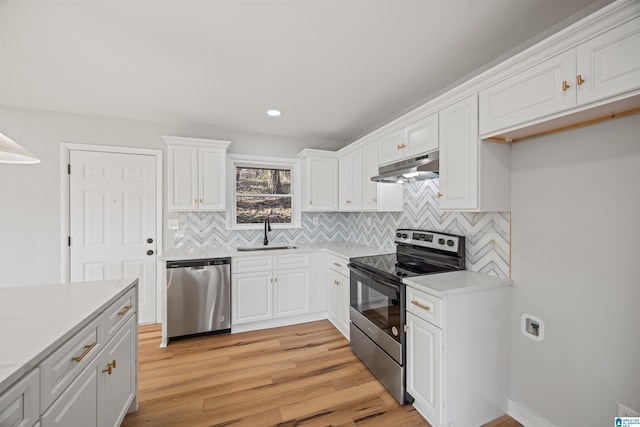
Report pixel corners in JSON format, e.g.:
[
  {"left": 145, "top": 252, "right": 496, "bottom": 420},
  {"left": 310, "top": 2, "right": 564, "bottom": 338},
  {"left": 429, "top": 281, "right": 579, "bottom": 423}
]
[
  {"left": 167, "top": 219, "right": 180, "bottom": 230},
  {"left": 618, "top": 403, "right": 640, "bottom": 417},
  {"left": 312, "top": 217, "right": 319, "bottom": 225}
]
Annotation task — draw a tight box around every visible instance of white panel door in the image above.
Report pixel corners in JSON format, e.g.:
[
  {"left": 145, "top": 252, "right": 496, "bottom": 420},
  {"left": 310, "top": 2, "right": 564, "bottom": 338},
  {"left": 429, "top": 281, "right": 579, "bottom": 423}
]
[
  {"left": 70, "top": 150, "right": 157, "bottom": 323},
  {"left": 273, "top": 268, "right": 309, "bottom": 318},
  {"left": 576, "top": 16, "right": 640, "bottom": 106},
  {"left": 199, "top": 147, "right": 225, "bottom": 210},
  {"left": 406, "top": 312, "right": 442, "bottom": 426},
  {"left": 439, "top": 95, "right": 479, "bottom": 210}
]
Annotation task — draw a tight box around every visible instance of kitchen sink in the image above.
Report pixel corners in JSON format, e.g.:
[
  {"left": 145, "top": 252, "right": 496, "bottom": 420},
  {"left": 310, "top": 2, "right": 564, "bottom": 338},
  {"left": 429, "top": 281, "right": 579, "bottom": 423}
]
[{"left": 236, "top": 245, "right": 298, "bottom": 252}]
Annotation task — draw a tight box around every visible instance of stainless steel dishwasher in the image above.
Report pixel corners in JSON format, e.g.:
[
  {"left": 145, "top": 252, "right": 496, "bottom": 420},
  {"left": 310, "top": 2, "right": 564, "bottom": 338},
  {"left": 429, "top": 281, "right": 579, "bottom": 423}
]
[{"left": 166, "top": 258, "right": 231, "bottom": 340}]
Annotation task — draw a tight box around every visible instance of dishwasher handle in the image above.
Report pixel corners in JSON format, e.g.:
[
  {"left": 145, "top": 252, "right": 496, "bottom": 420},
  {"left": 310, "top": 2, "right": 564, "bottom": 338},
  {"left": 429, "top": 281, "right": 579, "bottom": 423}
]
[{"left": 166, "top": 258, "right": 231, "bottom": 269}]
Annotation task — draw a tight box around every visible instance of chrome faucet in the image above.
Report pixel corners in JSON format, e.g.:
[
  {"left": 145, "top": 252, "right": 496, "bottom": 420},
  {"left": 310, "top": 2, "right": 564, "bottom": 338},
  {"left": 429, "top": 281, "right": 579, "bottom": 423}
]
[{"left": 263, "top": 217, "right": 271, "bottom": 246}]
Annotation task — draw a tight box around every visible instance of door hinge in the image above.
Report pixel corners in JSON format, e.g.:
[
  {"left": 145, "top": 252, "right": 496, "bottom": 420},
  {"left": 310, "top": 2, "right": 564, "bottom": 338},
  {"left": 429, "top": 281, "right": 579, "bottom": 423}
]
[
  {"left": 403, "top": 324, "right": 408, "bottom": 332},
  {"left": 67, "top": 164, "right": 71, "bottom": 175},
  {"left": 68, "top": 236, "right": 71, "bottom": 246}
]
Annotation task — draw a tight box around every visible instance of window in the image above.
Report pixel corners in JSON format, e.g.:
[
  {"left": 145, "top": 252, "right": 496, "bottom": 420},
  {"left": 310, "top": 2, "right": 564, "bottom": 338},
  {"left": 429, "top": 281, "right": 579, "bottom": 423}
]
[
  {"left": 236, "top": 167, "right": 292, "bottom": 224},
  {"left": 227, "top": 155, "right": 301, "bottom": 229}
]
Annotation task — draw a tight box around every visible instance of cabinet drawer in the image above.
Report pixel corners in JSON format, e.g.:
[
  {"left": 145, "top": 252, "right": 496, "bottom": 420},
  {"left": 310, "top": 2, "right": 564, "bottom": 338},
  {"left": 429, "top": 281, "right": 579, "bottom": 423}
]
[
  {"left": 0, "top": 368, "right": 39, "bottom": 427},
  {"left": 40, "top": 317, "right": 102, "bottom": 411},
  {"left": 406, "top": 286, "right": 443, "bottom": 328},
  {"left": 273, "top": 254, "right": 309, "bottom": 269},
  {"left": 329, "top": 255, "right": 349, "bottom": 276},
  {"left": 102, "top": 288, "right": 136, "bottom": 341},
  {"left": 232, "top": 256, "right": 272, "bottom": 273}
]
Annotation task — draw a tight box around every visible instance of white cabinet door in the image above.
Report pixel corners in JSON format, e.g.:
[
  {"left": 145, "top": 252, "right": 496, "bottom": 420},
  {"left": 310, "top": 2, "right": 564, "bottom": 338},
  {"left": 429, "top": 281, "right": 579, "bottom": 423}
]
[
  {"left": 40, "top": 361, "right": 99, "bottom": 427},
  {"left": 479, "top": 50, "right": 576, "bottom": 136},
  {"left": 199, "top": 147, "right": 226, "bottom": 210},
  {"left": 328, "top": 270, "right": 342, "bottom": 326},
  {"left": 577, "top": 16, "right": 640, "bottom": 106},
  {"left": 439, "top": 95, "right": 479, "bottom": 210},
  {"left": 232, "top": 272, "right": 272, "bottom": 325},
  {"left": 99, "top": 317, "right": 136, "bottom": 427},
  {"left": 168, "top": 144, "right": 198, "bottom": 210},
  {"left": 301, "top": 155, "right": 338, "bottom": 211},
  {"left": 274, "top": 268, "right": 310, "bottom": 318},
  {"left": 339, "top": 150, "right": 363, "bottom": 211},
  {"left": 339, "top": 272, "right": 351, "bottom": 338},
  {"left": 378, "top": 130, "right": 406, "bottom": 164},
  {"left": 406, "top": 312, "right": 442, "bottom": 427},
  {"left": 405, "top": 113, "right": 438, "bottom": 156},
  {"left": 363, "top": 142, "right": 380, "bottom": 210}
]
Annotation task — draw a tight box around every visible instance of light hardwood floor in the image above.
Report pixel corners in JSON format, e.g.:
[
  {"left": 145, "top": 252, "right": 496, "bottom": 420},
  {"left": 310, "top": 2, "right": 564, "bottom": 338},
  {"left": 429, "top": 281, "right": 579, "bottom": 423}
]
[{"left": 122, "top": 321, "right": 521, "bottom": 427}]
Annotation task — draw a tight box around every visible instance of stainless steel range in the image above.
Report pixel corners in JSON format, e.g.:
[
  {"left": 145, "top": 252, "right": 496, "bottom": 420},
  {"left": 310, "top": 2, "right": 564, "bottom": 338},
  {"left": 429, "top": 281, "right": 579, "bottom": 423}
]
[{"left": 348, "top": 229, "right": 465, "bottom": 404}]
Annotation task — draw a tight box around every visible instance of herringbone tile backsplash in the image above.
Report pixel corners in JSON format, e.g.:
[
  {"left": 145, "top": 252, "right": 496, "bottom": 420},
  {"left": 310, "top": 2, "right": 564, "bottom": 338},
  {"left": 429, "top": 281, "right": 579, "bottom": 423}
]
[{"left": 174, "top": 179, "right": 510, "bottom": 277}]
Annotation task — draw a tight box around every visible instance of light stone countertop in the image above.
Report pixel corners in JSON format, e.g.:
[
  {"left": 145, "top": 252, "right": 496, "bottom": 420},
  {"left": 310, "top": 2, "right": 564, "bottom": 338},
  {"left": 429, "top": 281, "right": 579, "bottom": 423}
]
[
  {"left": 0, "top": 278, "right": 138, "bottom": 394},
  {"left": 162, "top": 241, "right": 391, "bottom": 262},
  {"left": 403, "top": 270, "right": 512, "bottom": 297}
]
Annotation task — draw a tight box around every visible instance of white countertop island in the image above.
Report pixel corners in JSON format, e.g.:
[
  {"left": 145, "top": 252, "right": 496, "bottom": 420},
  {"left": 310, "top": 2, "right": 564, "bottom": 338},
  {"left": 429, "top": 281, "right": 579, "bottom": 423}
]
[{"left": 0, "top": 278, "right": 138, "bottom": 394}]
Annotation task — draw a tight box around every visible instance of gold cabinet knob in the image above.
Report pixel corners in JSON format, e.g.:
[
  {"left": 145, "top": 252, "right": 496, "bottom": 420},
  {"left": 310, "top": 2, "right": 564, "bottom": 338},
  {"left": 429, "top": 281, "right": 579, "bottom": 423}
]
[
  {"left": 577, "top": 74, "right": 585, "bottom": 85},
  {"left": 562, "top": 80, "right": 570, "bottom": 91},
  {"left": 346, "top": 200, "right": 352, "bottom": 204},
  {"left": 102, "top": 359, "right": 116, "bottom": 375},
  {"left": 437, "top": 192, "right": 443, "bottom": 199}
]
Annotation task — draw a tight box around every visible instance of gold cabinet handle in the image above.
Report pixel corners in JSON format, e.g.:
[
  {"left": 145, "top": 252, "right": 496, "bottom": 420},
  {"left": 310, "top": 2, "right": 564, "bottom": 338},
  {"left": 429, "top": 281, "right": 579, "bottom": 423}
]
[
  {"left": 437, "top": 192, "right": 443, "bottom": 199},
  {"left": 397, "top": 144, "right": 402, "bottom": 150},
  {"left": 309, "top": 200, "right": 313, "bottom": 205},
  {"left": 346, "top": 200, "right": 352, "bottom": 204},
  {"left": 194, "top": 198, "right": 198, "bottom": 204},
  {"left": 577, "top": 74, "right": 585, "bottom": 85},
  {"left": 411, "top": 300, "right": 431, "bottom": 311},
  {"left": 199, "top": 198, "right": 203, "bottom": 203},
  {"left": 118, "top": 305, "right": 132, "bottom": 316},
  {"left": 334, "top": 280, "right": 340, "bottom": 286},
  {"left": 71, "top": 342, "right": 97, "bottom": 363},
  {"left": 562, "top": 80, "right": 570, "bottom": 91},
  {"left": 333, "top": 262, "right": 342, "bottom": 267},
  {"left": 102, "top": 359, "right": 116, "bottom": 375}
]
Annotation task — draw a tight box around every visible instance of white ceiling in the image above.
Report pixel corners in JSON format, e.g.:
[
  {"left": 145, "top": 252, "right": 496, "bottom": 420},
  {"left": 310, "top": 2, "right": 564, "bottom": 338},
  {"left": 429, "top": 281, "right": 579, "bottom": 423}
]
[{"left": 0, "top": 0, "right": 612, "bottom": 147}]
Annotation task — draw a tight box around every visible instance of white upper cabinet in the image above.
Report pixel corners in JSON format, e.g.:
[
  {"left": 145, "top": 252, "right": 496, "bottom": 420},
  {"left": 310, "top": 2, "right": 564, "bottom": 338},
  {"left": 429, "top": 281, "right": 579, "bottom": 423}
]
[
  {"left": 164, "top": 136, "right": 230, "bottom": 211},
  {"left": 378, "top": 113, "right": 439, "bottom": 165},
  {"left": 338, "top": 149, "right": 364, "bottom": 211},
  {"left": 479, "top": 50, "right": 576, "bottom": 136},
  {"left": 576, "top": 16, "right": 640, "bottom": 106},
  {"left": 480, "top": 15, "right": 640, "bottom": 138},
  {"left": 378, "top": 130, "right": 405, "bottom": 164},
  {"left": 404, "top": 113, "right": 439, "bottom": 157},
  {"left": 439, "top": 95, "right": 510, "bottom": 212},
  {"left": 363, "top": 142, "right": 403, "bottom": 211},
  {"left": 298, "top": 149, "right": 339, "bottom": 212}
]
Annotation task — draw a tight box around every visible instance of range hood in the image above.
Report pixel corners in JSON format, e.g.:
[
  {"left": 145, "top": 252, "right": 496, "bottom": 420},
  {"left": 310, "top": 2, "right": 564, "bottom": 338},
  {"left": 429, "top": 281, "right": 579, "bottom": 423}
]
[{"left": 371, "top": 152, "right": 439, "bottom": 183}]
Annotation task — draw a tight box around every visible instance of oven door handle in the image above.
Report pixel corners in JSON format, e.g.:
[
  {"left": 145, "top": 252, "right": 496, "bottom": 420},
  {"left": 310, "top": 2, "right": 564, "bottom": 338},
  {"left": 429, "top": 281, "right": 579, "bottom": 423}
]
[{"left": 348, "top": 263, "right": 401, "bottom": 290}]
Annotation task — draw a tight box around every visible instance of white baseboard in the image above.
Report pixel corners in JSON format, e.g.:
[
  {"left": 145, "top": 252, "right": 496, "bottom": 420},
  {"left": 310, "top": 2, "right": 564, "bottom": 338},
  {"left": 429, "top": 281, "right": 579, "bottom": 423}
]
[
  {"left": 508, "top": 399, "right": 555, "bottom": 427},
  {"left": 231, "top": 312, "right": 328, "bottom": 334}
]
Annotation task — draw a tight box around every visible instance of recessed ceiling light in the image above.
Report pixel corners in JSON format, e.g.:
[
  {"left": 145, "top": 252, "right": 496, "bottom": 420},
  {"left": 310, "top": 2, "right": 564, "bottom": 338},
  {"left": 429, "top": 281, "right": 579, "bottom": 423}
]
[{"left": 267, "top": 109, "right": 282, "bottom": 117}]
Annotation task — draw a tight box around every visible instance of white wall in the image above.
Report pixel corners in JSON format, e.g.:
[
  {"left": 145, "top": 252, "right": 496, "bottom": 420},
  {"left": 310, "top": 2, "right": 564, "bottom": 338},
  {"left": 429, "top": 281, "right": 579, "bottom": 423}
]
[
  {"left": 510, "top": 115, "right": 640, "bottom": 426},
  {"left": 0, "top": 106, "right": 341, "bottom": 287}
]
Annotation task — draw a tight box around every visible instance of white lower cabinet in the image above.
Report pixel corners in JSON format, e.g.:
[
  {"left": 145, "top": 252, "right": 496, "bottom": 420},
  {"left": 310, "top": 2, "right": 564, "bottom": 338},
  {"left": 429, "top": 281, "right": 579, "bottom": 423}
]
[
  {"left": 327, "top": 255, "right": 350, "bottom": 340},
  {"left": 232, "top": 254, "right": 311, "bottom": 330},
  {"left": 0, "top": 368, "right": 39, "bottom": 427},
  {"left": 0, "top": 284, "right": 138, "bottom": 427},
  {"left": 405, "top": 283, "right": 510, "bottom": 427}
]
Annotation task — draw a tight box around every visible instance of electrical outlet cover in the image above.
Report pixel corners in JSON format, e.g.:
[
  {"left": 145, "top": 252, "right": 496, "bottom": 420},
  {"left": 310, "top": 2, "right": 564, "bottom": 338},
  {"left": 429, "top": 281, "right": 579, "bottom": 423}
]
[{"left": 168, "top": 219, "right": 180, "bottom": 230}]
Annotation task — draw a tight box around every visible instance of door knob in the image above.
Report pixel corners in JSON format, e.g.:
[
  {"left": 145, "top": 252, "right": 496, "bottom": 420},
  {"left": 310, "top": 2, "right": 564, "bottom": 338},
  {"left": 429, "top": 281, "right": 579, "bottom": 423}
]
[
  {"left": 147, "top": 238, "right": 154, "bottom": 244},
  {"left": 147, "top": 250, "right": 154, "bottom": 256}
]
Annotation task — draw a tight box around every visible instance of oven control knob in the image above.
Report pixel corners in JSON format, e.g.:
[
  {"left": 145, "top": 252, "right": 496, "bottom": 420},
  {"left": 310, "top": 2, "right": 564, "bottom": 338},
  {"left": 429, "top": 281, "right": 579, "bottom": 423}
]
[
  {"left": 438, "top": 238, "right": 445, "bottom": 245},
  {"left": 447, "top": 239, "right": 454, "bottom": 247},
  {"left": 392, "top": 326, "right": 399, "bottom": 336},
  {"left": 402, "top": 233, "right": 408, "bottom": 239},
  {"left": 396, "top": 232, "right": 401, "bottom": 238}
]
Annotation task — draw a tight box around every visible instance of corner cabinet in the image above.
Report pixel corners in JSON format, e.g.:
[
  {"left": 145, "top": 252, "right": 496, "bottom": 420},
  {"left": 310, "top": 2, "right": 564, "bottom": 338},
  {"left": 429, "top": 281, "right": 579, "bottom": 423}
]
[
  {"left": 298, "top": 149, "right": 339, "bottom": 212},
  {"left": 163, "top": 136, "right": 231, "bottom": 211},
  {"left": 438, "top": 95, "right": 510, "bottom": 211}
]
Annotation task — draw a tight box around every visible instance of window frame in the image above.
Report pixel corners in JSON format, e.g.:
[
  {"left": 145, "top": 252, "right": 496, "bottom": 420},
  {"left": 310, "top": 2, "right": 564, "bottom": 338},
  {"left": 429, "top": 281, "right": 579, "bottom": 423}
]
[{"left": 226, "top": 154, "right": 301, "bottom": 230}]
